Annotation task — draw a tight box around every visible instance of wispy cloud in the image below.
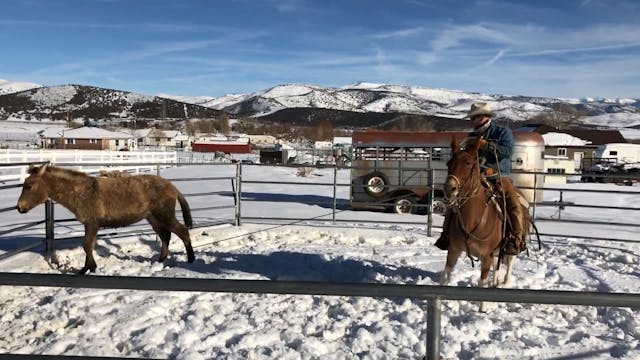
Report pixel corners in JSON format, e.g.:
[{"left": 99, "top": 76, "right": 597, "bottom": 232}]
[
  {"left": 429, "top": 24, "right": 518, "bottom": 52},
  {"left": 512, "top": 42, "right": 640, "bottom": 57},
  {"left": 232, "top": 0, "right": 310, "bottom": 13},
  {"left": 579, "top": 0, "right": 593, "bottom": 8},
  {"left": 268, "top": 0, "right": 308, "bottom": 12},
  {"left": 0, "top": 19, "right": 232, "bottom": 33},
  {"left": 424, "top": 22, "right": 640, "bottom": 63},
  {"left": 372, "top": 27, "right": 424, "bottom": 39},
  {"left": 0, "top": 19, "right": 126, "bottom": 29},
  {"left": 487, "top": 49, "right": 507, "bottom": 66}
]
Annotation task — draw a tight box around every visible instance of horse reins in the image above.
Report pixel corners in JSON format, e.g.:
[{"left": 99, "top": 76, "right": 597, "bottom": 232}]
[{"left": 446, "top": 150, "right": 493, "bottom": 266}]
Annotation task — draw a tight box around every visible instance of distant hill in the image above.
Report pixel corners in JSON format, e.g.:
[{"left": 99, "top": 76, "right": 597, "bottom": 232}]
[
  {"left": 0, "top": 84, "right": 225, "bottom": 123},
  {"left": 1, "top": 81, "right": 638, "bottom": 135},
  {"left": 164, "top": 82, "right": 639, "bottom": 120}
]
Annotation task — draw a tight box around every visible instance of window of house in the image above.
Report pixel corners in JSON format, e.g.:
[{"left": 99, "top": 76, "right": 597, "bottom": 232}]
[
  {"left": 89, "top": 139, "right": 97, "bottom": 144},
  {"left": 547, "top": 168, "right": 566, "bottom": 174},
  {"left": 65, "top": 139, "right": 75, "bottom": 144},
  {"left": 115, "top": 140, "right": 120, "bottom": 146},
  {"left": 609, "top": 151, "right": 617, "bottom": 156},
  {"left": 557, "top": 148, "right": 567, "bottom": 157}
]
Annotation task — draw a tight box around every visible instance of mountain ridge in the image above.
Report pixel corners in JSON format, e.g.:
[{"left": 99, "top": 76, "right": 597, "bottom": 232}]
[{"left": 0, "top": 81, "right": 638, "bottom": 132}]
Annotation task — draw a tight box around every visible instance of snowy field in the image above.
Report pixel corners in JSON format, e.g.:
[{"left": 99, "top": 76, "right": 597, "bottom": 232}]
[{"left": 0, "top": 164, "right": 639, "bottom": 359}]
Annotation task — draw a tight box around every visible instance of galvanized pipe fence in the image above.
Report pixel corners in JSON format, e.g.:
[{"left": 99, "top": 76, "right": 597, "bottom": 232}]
[
  {"left": 1, "top": 161, "right": 639, "bottom": 359},
  {"left": 0, "top": 272, "right": 638, "bottom": 360}
]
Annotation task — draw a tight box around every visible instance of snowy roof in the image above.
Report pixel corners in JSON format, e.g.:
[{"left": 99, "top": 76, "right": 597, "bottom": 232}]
[
  {"left": 133, "top": 129, "right": 152, "bottom": 138},
  {"left": 194, "top": 137, "right": 249, "bottom": 144},
  {"left": 333, "top": 136, "right": 352, "bottom": 145},
  {"left": 38, "top": 127, "right": 71, "bottom": 138},
  {"left": 542, "top": 132, "right": 589, "bottom": 146},
  {"left": 163, "top": 130, "right": 180, "bottom": 138},
  {"left": 50, "top": 127, "right": 135, "bottom": 140}
]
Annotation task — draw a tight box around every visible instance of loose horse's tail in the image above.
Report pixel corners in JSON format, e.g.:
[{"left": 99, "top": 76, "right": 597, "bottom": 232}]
[{"left": 178, "top": 192, "right": 193, "bottom": 229}]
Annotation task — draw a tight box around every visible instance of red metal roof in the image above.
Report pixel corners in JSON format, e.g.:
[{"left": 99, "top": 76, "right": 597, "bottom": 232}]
[
  {"left": 352, "top": 130, "right": 544, "bottom": 147},
  {"left": 192, "top": 142, "right": 252, "bottom": 153}
]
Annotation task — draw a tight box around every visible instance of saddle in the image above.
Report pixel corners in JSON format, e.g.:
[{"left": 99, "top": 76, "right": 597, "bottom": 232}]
[{"left": 480, "top": 176, "right": 529, "bottom": 253}]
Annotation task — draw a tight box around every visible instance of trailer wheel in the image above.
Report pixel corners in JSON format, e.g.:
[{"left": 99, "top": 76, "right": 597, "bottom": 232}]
[
  {"left": 393, "top": 196, "right": 417, "bottom": 214},
  {"left": 363, "top": 171, "right": 388, "bottom": 197},
  {"left": 431, "top": 200, "right": 447, "bottom": 214}
]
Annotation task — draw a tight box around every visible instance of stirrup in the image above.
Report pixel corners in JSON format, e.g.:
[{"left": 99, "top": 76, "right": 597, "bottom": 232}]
[{"left": 503, "top": 236, "right": 523, "bottom": 255}]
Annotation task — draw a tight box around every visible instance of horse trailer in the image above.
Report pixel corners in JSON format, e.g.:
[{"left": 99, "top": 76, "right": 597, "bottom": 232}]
[{"left": 350, "top": 131, "right": 545, "bottom": 214}]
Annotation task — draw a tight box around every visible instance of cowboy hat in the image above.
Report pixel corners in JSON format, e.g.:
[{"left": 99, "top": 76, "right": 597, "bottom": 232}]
[{"left": 465, "top": 102, "right": 495, "bottom": 118}]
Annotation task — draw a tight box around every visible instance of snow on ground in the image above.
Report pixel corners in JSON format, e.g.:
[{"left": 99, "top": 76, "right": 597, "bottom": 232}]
[{"left": 0, "top": 165, "right": 639, "bottom": 359}]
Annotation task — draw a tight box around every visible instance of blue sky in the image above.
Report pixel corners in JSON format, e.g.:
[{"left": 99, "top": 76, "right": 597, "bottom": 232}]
[{"left": 1, "top": 0, "right": 639, "bottom": 99}]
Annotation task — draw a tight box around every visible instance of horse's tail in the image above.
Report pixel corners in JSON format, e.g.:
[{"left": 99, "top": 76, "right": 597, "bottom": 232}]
[{"left": 178, "top": 192, "right": 193, "bottom": 229}]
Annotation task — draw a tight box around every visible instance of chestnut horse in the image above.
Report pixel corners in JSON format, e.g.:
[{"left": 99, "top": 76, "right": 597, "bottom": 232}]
[
  {"left": 17, "top": 164, "right": 195, "bottom": 274},
  {"left": 440, "top": 137, "right": 530, "bottom": 307}
]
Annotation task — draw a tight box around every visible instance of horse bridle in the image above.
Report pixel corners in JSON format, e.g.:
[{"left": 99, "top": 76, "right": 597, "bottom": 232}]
[
  {"left": 445, "top": 154, "right": 482, "bottom": 207},
  {"left": 446, "top": 151, "right": 496, "bottom": 265}
]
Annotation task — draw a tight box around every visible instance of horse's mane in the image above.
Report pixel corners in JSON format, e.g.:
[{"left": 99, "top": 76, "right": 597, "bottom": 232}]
[{"left": 34, "top": 165, "right": 92, "bottom": 182}]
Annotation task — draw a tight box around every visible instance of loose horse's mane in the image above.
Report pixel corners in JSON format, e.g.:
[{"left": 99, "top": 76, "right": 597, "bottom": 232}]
[{"left": 31, "top": 165, "right": 91, "bottom": 182}]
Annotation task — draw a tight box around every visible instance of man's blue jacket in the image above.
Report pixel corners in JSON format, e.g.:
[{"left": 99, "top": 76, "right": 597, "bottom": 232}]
[{"left": 471, "top": 122, "right": 514, "bottom": 177}]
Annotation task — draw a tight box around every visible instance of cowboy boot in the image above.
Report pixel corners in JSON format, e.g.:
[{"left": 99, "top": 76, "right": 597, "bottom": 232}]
[
  {"left": 504, "top": 196, "right": 525, "bottom": 255},
  {"left": 434, "top": 209, "right": 452, "bottom": 250}
]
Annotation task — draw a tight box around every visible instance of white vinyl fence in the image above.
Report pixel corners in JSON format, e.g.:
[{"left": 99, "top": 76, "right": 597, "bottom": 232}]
[{"left": 0, "top": 149, "right": 177, "bottom": 182}]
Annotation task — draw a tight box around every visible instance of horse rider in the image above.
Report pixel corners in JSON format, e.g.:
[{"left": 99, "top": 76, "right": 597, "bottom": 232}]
[{"left": 433, "top": 102, "right": 525, "bottom": 255}]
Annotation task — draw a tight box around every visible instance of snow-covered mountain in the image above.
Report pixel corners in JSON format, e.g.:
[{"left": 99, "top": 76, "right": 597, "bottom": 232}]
[
  {"left": 2, "top": 81, "right": 639, "bottom": 134},
  {"left": 0, "top": 79, "right": 41, "bottom": 95},
  {"left": 0, "top": 84, "right": 224, "bottom": 123},
  {"left": 163, "top": 82, "right": 639, "bottom": 123}
]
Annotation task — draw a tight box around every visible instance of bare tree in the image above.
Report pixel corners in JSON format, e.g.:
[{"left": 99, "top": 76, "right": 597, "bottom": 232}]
[
  {"left": 530, "top": 103, "right": 587, "bottom": 129},
  {"left": 218, "top": 113, "right": 230, "bottom": 134}
]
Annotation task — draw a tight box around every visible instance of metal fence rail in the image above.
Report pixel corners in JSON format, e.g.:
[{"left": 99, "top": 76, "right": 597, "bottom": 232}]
[
  {"left": 0, "top": 272, "right": 638, "bottom": 360},
  {"left": 1, "top": 162, "right": 640, "bottom": 359}
]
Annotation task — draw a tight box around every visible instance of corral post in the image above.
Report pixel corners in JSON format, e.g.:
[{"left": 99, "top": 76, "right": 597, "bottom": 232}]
[
  {"left": 426, "top": 296, "right": 441, "bottom": 360},
  {"left": 558, "top": 191, "right": 563, "bottom": 220},
  {"left": 332, "top": 166, "right": 337, "bottom": 223},
  {"left": 235, "top": 162, "right": 242, "bottom": 226},
  {"left": 44, "top": 199, "right": 55, "bottom": 261},
  {"left": 427, "top": 169, "right": 434, "bottom": 237},
  {"left": 532, "top": 171, "right": 538, "bottom": 219}
]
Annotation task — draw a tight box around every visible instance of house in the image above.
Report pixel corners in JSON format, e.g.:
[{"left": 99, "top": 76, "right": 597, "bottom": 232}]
[
  {"left": 544, "top": 156, "right": 577, "bottom": 184},
  {"left": 39, "top": 126, "right": 136, "bottom": 151},
  {"left": 135, "top": 129, "right": 182, "bottom": 148},
  {"left": 517, "top": 124, "right": 627, "bottom": 170},
  {"left": 174, "top": 134, "right": 191, "bottom": 149}
]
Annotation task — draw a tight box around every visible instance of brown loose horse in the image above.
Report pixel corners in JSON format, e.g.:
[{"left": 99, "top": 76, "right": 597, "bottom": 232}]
[
  {"left": 440, "top": 137, "right": 530, "bottom": 308},
  {"left": 17, "top": 164, "right": 195, "bottom": 274}
]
